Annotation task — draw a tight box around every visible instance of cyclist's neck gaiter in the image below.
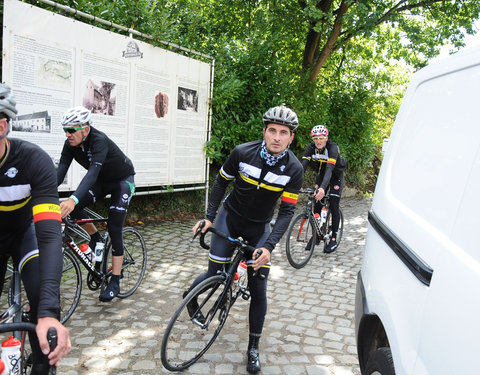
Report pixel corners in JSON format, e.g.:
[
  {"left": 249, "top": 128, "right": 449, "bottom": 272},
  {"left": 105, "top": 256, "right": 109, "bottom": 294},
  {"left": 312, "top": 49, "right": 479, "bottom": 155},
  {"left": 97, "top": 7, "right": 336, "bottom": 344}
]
[{"left": 260, "top": 140, "right": 287, "bottom": 166}]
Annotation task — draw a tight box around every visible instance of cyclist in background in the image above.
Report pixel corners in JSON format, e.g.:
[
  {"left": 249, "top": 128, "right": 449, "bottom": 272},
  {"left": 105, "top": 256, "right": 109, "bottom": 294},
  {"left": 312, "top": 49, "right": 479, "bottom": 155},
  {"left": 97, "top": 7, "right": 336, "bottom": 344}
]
[
  {"left": 56, "top": 106, "right": 135, "bottom": 302},
  {"left": 190, "top": 105, "right": 303, "bottom": 373},
  {"left": 0, "top": 83, "right": 71, "bottom": 373},
  {"left": 301, "top": 125, "right": 347, "bottom": 253}
]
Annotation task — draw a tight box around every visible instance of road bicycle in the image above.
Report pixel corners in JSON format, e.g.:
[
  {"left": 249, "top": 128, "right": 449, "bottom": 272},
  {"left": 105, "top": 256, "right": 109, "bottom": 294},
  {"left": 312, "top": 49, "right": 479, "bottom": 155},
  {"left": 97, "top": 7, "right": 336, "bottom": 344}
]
[
  {"left": 160, "top": 221, "right": 265, "bottom": 371},
  {"left": 59, "top": 207, "right": 147, "bottom": 323},
  {"left": 285, "top": 187, "right": 344, "bottom": 269},
  {"left": 0, "top": 263, "right": 58, "bottom": 374}
]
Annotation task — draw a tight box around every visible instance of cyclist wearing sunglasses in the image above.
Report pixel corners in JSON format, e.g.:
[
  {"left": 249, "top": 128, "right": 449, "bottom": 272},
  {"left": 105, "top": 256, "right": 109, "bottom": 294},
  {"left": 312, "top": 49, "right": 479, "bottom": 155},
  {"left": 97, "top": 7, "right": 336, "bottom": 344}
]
[
  {"left": 301, "top": 125, "right": 347, "bottom": 253},
  {"left": 190, "top": 106, "right": 303, "bottom": 373},
  {"left": 0, "top": 83, "right": 71, "bottom": 372},
  {"left": 56, "top": 106, "right": 135, "bottom": 301}
]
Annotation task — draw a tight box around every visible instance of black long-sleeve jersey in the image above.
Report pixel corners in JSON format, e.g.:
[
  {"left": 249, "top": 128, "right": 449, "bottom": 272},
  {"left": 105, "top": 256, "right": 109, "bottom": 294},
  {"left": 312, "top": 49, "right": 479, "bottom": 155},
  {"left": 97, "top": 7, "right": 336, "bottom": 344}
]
[
  {"left": 206, "top": 140, "right": 303, "bottom": 252},
  {"left": 0, "top": 138, "right": 62, "bottom": 318},
  {"left": 57, "top": 126, "right": 135, "bottom": 200},
  {"left": 301, "top": 140, "right": 344, "bottom": 190}
]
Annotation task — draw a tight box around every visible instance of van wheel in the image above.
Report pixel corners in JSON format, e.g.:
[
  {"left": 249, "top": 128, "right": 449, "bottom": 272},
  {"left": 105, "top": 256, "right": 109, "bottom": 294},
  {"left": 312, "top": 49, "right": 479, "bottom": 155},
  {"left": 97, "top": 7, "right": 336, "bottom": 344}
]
[{"left": 365, "top": 347, "right": 395, "bottom": 375}]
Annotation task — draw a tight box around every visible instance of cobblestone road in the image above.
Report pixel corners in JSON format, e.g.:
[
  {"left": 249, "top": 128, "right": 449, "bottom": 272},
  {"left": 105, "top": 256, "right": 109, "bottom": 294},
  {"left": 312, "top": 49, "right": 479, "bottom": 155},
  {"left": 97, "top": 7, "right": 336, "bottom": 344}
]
[{"left": 58, "top": 196, "right": 371, "bottom": 374}]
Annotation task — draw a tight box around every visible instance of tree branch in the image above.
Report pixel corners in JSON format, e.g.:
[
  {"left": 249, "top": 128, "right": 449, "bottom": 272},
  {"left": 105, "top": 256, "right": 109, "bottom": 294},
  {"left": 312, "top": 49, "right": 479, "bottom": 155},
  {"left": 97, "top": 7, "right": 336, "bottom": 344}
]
[{"left": 308, "top": 0, "right": 352, "bottom": 81}]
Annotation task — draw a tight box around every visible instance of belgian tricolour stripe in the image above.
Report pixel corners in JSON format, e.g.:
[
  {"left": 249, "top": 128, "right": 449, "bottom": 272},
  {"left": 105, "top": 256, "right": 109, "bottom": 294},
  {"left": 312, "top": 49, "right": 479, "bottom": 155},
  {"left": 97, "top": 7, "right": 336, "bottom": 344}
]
[
  {"left": 32, "top": 203, "right": 61, "bottom": 223},
  {"left": 281, "top": 192, "right": 298, "bottom": 204}
]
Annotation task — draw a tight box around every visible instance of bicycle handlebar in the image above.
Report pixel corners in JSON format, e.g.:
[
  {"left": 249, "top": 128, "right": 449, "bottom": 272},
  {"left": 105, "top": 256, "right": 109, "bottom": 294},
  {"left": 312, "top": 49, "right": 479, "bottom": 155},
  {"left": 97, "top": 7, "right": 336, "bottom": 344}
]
[
  {"left": 0, "top": 323, "right": 58, "bottom": 372},
  {"left": 192, "top": 220, "right": 265, "bottom": 279}
]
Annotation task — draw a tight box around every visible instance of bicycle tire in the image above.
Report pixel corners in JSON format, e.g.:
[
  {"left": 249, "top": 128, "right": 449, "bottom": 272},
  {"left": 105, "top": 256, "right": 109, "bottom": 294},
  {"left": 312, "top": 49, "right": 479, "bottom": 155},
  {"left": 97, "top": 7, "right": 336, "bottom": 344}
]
[
  {"left": 7, "top": 249, "right": 82, "bottom": 325},
  {"left": 161, "top": 275, "right": 232, "bottom": 371},
  {"left": 59, "top": 249, "right": 82, "bottom": 324},
  {"left": 103, "top": 227, "right": 147, "bottom": 298},
  {"left": 285, "top": 213, "right": 317, "bottom": 269},
  {"left": 323, "top": 207, "right": 344, "bottom": 252}
]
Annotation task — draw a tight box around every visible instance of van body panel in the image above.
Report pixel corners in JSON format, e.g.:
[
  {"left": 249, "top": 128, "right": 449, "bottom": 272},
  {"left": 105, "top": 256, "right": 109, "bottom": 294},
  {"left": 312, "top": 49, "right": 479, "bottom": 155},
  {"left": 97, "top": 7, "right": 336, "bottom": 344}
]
[
  {"left": 356, "top": 45, "right": 480, "bottom": 374},
  {"left": 362, "top": 225, "right": 429, "bottom": 375}
]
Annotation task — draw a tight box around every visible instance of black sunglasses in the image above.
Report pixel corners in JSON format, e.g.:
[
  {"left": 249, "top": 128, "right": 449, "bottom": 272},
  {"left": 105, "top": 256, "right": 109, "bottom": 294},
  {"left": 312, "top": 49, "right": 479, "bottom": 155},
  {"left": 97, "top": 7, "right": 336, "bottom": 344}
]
[{"left": 63, "top": 127, "right": 83, "bottom": 134}]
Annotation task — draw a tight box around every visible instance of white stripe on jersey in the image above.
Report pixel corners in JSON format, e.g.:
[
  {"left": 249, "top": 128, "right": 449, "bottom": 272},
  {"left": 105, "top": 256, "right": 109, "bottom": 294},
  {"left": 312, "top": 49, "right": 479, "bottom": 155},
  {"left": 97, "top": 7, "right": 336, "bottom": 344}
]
[{"left": 0, "top": 184, "right": 31, "bottom": 202}]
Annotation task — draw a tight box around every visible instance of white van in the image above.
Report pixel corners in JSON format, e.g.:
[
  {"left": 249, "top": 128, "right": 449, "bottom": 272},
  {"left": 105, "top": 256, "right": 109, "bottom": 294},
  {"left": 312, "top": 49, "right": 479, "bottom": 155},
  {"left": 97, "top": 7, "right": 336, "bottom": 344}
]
[{"left": 355, "top": 45, "right": 480, "bottom": 375}]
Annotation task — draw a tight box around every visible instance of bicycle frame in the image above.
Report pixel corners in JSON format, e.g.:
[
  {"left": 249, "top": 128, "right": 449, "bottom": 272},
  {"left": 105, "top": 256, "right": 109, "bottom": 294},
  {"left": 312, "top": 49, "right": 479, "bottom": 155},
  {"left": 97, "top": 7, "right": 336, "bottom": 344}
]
[
  {"left": 62, "top": 216, "right": 109, "bottom": 284},
  {"left": 300, "top": 188, "right": 330, "bottom": 236},
  {"left": 0, "top": 265, "right": 57, "bottom": 374},
  {"left": 193, "top": 226, "right": 262, "bottom": 329}
]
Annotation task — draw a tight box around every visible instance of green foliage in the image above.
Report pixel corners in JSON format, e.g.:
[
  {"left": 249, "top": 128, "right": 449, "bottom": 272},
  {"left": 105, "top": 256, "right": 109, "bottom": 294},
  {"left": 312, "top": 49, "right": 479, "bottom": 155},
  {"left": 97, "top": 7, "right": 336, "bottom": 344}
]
[{"left": 10, "top": 0, "right": 480, "bottom": 194}]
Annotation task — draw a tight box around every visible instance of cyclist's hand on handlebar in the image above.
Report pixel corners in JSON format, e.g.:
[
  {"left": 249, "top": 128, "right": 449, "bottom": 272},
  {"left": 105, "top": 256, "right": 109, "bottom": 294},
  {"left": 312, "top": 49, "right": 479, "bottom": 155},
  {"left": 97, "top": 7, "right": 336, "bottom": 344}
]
[
  {"left": 314, "top": 187, "right": 325, "bottom": 201},
  {"left": 252, "top": 247, "right": 270, "bottom": 271},
  {"left": 59, "top": 199, "right": 76, "bottom": 219},
  {"left": 192, "top": 219, "right": 212, "bottom": 236},
  {"left": 36, "top": 317, "right": 71, "bottom": 366}
]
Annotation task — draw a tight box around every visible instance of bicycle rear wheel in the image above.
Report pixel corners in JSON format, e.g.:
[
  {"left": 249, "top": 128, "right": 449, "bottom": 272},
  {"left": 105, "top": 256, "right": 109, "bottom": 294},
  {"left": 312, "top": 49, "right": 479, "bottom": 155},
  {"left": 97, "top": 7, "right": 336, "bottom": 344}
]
[
  {"left": 285, "top": 213, "right": 317, "bottom": 269},
  {"left": 323, "top": 207, "right": 344, "bottom": 251},
  {"left": 161, "top": 275, "right": 232, "bottom": 371},
  {"left": 104, "top": 227, "right": 147, "bottom": 298},
  {"left": 59, "top": 249, "right": 82, "bottom": 324}
]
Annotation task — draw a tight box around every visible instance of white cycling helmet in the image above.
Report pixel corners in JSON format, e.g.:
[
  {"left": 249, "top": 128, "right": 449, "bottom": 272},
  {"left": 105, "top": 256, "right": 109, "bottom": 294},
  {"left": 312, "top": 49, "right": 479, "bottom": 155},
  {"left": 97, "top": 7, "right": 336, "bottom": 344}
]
[
  {"left": 61, "top": 106, "right": 92, "bottom": 128},
  {"left": 311, "top": 125, "right": 328, "bottom": 137},
  {"left": 0, "top": 83, "right": 18, "bottom": 139},
  {"left": 0, "top": 83, "right": 18, "bottom": 121},
  {"left": 262, "top": 105, "right": 299, "bottom": 132}
]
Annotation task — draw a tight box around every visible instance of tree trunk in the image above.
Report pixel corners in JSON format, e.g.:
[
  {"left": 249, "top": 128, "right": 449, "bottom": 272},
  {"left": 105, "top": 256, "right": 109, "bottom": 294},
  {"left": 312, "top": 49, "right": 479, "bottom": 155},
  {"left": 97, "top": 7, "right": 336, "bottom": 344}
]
[{"left": 305, "top": 0, "right": 351, "bottom": 82}]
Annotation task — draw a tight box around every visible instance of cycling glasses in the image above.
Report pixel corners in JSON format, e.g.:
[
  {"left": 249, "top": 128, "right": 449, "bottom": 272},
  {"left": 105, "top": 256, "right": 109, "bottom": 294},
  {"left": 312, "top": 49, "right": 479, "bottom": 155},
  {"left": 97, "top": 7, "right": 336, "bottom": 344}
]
[
  {"left": 63, "top": 126, "right": 84, "bottom": 134},
  {"left": 312, "top": 136, "right": 327, "bottom": 141}
]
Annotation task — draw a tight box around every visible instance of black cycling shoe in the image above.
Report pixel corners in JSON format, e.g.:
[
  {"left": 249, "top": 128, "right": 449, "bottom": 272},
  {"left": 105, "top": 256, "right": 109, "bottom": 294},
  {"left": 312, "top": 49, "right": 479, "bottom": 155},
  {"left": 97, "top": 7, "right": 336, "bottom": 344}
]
[
  {"left": 183, "top": 291, "right": 205, "bottom": 324},
  {"left": 246, "top": 347, "right": 261, "bottom": 373},
  {"left": 324, "top": 239, "right": 338, "bottom": 254},
  {"left": 99, "top": 281, "right": 120, "bottom": 302}
]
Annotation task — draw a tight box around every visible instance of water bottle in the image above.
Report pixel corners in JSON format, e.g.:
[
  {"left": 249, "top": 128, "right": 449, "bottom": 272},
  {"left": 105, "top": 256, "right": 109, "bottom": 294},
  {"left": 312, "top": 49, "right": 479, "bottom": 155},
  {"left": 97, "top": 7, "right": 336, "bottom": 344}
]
[
  {"left": 79, "top": 243, "right": 93, "bottom": 262},
  {"left": 235, "top": 261, "right": 248, "bottom": 288},
  {"left": 95, "top": 242, "right": 105, "bottom": 263},
  {"left": 314, "top": 212, "right": 322, "bottom": 226},
  {"left": 1, "top": 336, "right": 21, "bottom": 375},
  {"left": 320, "top": 206, "right": 328, "bottom": 224}
]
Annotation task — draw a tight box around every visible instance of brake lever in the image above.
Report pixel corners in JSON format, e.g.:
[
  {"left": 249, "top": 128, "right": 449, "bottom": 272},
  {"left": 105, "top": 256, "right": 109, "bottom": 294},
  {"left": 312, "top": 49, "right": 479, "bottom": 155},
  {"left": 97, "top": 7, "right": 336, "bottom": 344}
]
[
  {"left": 191, "top": 220, "right": 211, "bottom": 250},
  {"left": 191, "top": 220, "right": 205, "bottom": 242},
  {"left": 252, "top": 249, "right": 266, "bottom": 280}
]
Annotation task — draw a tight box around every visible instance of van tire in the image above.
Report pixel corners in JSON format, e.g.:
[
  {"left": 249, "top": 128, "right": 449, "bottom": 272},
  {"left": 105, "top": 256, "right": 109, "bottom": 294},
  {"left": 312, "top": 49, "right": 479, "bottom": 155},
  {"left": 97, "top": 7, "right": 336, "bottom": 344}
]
[{"left": 364, "top": 347, "right": 395, "bottom": 375}]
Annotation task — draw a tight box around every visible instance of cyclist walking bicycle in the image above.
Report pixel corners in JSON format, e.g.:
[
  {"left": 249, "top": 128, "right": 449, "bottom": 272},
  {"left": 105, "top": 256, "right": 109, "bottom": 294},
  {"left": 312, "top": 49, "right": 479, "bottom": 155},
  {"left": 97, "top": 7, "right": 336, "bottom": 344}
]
[
  {"left": 301, "top": 125, "right": 347, "bottom": 253},
  {"left": 56, "top": 106, "right": 135, "bottom": 302},
  {"left": 187, "top": 105, "right": 303, "bottom": 373},
  {"left": 0, "top": 83, "right": 71, "bottom": 373}
]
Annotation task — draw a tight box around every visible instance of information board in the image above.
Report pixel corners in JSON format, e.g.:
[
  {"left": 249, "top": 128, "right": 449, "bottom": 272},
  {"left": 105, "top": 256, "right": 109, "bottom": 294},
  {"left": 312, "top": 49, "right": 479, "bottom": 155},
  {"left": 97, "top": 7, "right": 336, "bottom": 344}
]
[{"left": 2, "top": 0, "right": 212, "bottom": 192}]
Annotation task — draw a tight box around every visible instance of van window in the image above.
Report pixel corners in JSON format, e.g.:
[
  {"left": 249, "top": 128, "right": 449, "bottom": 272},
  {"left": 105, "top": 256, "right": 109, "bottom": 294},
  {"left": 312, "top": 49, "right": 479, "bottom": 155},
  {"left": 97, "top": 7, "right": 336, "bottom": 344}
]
[{"left": 388, "top": 63, "right": 480, "bottom": 240}]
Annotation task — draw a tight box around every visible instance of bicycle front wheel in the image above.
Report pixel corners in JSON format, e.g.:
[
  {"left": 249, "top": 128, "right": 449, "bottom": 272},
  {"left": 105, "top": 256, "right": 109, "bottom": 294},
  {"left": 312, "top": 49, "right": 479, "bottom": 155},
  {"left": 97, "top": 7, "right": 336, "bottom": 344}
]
[
  {"left": 161, "top": 275, "right": 232, "bottom": 371},
  {"left": 59, "top": 249, "right": 82, "bottom": 324},
  {"left": 104, "top": 227, "right": 147, "bottom": 298},
  {"left": 7, "top": 249, "right": 82, "bottom": 325},
  {"left": 324, "top": 207, "right": 344, "bottom": 251},
  {"left": 285, "top": 213, "right": 317, "bottom": 269}
]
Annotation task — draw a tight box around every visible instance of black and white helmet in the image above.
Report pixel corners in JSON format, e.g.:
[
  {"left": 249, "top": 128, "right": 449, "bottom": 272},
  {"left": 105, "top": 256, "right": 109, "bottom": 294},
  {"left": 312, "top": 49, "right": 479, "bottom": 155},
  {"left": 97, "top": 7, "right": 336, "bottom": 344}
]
[
  {"left": 262, "top": 105, "right": 299, "bottom": 132},
  {"left": 0, "top": 83, "right": 18, "bottom": 120},
  {"left": 61, "top": 106, "right": 92, "bottom": 128}
]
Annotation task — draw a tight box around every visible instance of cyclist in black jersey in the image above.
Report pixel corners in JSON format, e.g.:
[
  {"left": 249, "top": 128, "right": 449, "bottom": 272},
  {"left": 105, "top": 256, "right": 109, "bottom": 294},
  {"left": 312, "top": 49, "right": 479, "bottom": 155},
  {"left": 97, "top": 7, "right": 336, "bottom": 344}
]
[
  {"left": 301, "top": 125, "right": 347, "bottom": 253},
  {"left": 189, "top": 106, "right": 303, "bottom": 373},
  {"left": 56, "top": 106, "right": 135, "bottom": 302},
  {"left": 0, "top": 83, "right": 71, "bottom": 373}
]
